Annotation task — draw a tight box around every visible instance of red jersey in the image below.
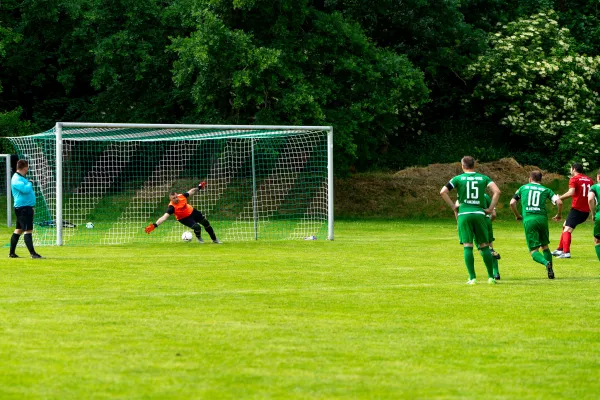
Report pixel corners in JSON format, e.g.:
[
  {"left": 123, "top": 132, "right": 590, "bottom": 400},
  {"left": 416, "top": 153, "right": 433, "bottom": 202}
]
[
  {"left": 168, "top": 194, "right": 193, "bottom": 220},
  {"left": 569, "top": 174, "right": 593, "bottom": 212}
]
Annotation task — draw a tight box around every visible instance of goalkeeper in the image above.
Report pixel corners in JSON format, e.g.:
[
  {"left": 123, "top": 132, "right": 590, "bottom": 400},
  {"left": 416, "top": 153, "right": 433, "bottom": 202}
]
[{"left": 145, "top": 181, "right": 222, "bottom": 244}]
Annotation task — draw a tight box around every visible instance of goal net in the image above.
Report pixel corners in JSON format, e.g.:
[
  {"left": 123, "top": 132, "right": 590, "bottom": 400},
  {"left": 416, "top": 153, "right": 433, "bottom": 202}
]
[{"left": 7, "top": 123, "right": 333, "bottom": 245}]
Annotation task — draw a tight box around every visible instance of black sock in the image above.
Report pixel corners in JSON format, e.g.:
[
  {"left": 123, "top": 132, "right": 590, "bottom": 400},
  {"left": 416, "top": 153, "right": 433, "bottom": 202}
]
[
  {"left": 10, "top": 233, "right": 20, "bottom": 255},
  {"left": 204, "top": 225, "right": 217, "bottom": 241},
  {"left": 194, "top": 228, "right": 202, "bottom": 239},
  {"left": 23, "top": 233, "right": 36, "bottom": 255}
]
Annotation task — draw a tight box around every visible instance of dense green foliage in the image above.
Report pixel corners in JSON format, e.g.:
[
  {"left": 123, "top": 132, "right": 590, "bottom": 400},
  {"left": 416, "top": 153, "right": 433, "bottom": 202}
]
[
  {"left": 2, "top": 0, "right": 600, "bottom": 173},
  {"left": 1, "top": 220, "right": 600, "bottom": 398}
]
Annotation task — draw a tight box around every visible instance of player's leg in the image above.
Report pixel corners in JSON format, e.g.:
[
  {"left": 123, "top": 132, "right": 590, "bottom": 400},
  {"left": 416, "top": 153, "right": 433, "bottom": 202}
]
[
  {"left": 558, "top": 209, "right": 589, "bottom": 258},
  {"left": 486, "top": 219, "right": 500, "bottom": 279},
  {"left": 191, "top": 209, "right": 220, "bottom": 243},
  {"left": 22, "top": 207, "right": 41, "bottom": 258},
  {"left": 471, "top": 215, "right": 495, "bottom": 282},
  {"left": 527, "top": 218, "right": 554, "bottom": 278},
  {"left": 178, "top": 216, "right": 204, "bottom": 243},
  {"left": 457, "top": 215, "right": 476, "bottom": 283},
  {"left": 593, "top": 219, "right": 600, "bottom": 276},
  {"left": 9, "top": 217, "right": 23, "bottom": 258}
]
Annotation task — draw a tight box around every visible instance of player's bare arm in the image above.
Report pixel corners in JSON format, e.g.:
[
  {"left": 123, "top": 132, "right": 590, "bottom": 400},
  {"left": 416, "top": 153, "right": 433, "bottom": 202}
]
[
  {"left": 510, "top": 198, "right": 522, "bottom": 220},
  {"left": 440, "top": 186, "right": 458, "bottom": 210},
  {"left": 187, "top": 187, "right": 199, "bottom": 196},
  {"left": 145, "top": 213, "right": 171, "bottom": 234},
  {"left": 554, "top": 198, "right": 563, "bottom": 221},
  {"left": 485, "top": 182, "right": 501, "bottom": 215},
  {"left": 559, "top": 187, "right": 575, "bottom": 200},
  {"left": 155, "top": 213, "right": 171, "bottom": 226}
]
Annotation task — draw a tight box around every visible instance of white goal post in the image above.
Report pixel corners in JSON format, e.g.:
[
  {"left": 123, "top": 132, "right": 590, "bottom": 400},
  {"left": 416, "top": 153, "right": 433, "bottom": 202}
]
[
  {"left": 0, "top": 154, "right": 12, "bottom": 227},
  {"left": 8, "top": 123, "right": 334, "bottom": 245}
]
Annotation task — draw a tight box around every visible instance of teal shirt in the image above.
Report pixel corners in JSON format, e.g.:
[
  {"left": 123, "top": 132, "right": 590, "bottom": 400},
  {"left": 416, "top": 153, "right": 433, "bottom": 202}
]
[{"left": 11, "top": 172, "right": 36, "bottom": 208}]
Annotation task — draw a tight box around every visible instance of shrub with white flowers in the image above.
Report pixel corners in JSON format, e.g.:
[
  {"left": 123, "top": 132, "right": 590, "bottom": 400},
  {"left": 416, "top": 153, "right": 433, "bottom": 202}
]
[{"left": 466, "top": 10, "right": 600, "bottom": 168}]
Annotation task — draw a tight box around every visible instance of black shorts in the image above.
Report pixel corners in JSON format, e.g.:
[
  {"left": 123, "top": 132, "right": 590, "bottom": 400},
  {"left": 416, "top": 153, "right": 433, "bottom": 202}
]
[
  {"left": 565, "top": 208, "right": 589, "bottom": 229},
  {"left": 178, "top": 209, "right": 206, "bottom": 228},
  {"left": 15, "top": 206, "right": 34, "bottom": 231}
]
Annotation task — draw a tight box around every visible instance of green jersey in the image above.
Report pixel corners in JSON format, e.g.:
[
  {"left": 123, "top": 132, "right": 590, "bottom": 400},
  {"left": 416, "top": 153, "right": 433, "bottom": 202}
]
[
  {"left": 590, "top": 183, "right": 600, "bottom": 219},
  {"left": 449, "top": 172, "right": 494, "bottom": 216},
  {"left": 513, "top": 182, "right": 557, "bottom": 219}
]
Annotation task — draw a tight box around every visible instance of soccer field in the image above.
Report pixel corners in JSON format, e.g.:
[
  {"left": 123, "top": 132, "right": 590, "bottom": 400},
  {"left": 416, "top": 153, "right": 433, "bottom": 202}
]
[{"left": 1, "top": 219, "right": 599, "bottom": 399}]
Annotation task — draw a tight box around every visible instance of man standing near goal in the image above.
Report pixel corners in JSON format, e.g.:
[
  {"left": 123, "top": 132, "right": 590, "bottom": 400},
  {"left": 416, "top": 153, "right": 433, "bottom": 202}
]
[
  {"left": 9, "top": 159, "right": 43, "bottom": 259},
  {"left": 587, "top": 169, "right": 600, "bottom": 276},
  {"left": 510, "top": 171, "right": 562, "bottom": 279},
  {"left": 145, "top": 181, "right": 222, "bottom": 244},
  {"left": 552, "top": 163, "right": 593, "bottom": 259},
  {"left": 440, "top": 156, "right": 501, "bottom": 284}
]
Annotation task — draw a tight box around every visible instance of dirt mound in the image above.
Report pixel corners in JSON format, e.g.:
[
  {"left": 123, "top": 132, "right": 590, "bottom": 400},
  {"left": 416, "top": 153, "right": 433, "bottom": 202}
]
[
  {"left": 393, "top": 158, "right": 562, "bottom": 186},
  {"left": 335, "top": 158, "right": 565, "bottom": 218}
]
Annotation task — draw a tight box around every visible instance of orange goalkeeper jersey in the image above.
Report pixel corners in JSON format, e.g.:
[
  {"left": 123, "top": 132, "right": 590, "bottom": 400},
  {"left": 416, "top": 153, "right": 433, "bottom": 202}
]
[{"left": 169, "top": 194, "right": 193, "bottom": 220}]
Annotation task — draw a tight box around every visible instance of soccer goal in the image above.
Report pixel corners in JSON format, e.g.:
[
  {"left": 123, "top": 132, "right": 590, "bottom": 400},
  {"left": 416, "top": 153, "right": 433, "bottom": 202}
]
[{"left": 7, "top": 123, "right": 334, "bottom": 245}]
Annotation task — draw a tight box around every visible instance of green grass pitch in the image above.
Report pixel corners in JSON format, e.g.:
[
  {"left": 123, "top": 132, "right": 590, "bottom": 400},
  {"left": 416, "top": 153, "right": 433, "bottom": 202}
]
[{"left": 1, "top": 219, "right": 600, "bottom": 399}]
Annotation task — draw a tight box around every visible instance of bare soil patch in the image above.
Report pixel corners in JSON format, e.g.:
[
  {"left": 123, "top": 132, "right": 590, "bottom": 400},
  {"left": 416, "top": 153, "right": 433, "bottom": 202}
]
[{"left": 335, "top": 158, "right": 565, "bottom": 218}]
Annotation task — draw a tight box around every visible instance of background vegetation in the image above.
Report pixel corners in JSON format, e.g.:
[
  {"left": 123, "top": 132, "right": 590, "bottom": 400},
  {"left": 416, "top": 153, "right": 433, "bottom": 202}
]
[{"left": 2, "top": 0, "right": 600, "bottom": 174}]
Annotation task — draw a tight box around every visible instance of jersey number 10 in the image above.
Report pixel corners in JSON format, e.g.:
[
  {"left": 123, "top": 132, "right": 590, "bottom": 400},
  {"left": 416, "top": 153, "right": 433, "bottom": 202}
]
[{"left": 527, "top": 190, "right": 541, "bottom": 207}]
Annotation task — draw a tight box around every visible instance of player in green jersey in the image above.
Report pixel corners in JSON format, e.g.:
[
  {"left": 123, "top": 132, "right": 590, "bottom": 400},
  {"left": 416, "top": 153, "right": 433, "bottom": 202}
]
[
  {"left": 454, "top": 193, "right": 501, "bottom": 280},
  {"left": 586, "top": 169, "right": 600, "bottom": 276},
  {"left": 441, "top": 156, "right": 501, "bottom": 285},
  {"left": 510, "top": 171, "right": 562, "bottom": 279}
]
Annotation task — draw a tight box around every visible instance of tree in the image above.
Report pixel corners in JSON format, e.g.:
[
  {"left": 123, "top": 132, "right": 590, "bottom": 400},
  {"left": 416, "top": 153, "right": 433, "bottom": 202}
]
[
  {"left": 169, "top": 0, "right": 429, "bottom": 172},
  {"left": 466, "top": 10, "right": 600, "bottom": 169}
]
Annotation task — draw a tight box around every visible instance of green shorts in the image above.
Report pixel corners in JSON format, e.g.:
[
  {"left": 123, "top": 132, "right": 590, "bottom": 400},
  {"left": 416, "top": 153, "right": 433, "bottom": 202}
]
[
  {"left": 458, "top": 212, "right": 490, "bottom": 248},
  {"left": 523, "top": 216, "right": 549, "bottom": 251},
  {"left": 594, "top": 218, "right": 600, "bottom": 240},
  {"left": 474, "top": 217, "right": 494, "bottom": 247}
]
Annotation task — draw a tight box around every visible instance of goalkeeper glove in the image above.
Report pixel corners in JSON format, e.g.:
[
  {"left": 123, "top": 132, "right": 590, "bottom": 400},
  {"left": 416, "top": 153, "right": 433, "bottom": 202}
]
[
  {"left": 145, "top": 223, "right": 158, "bottom": 234},
  {"left": 198, "top": 181, "right": 206, "bottom": 190}
]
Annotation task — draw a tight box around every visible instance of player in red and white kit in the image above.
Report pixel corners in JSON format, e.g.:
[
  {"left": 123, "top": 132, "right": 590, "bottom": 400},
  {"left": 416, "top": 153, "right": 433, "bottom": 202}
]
[{"left": 552, "top": 163, "right": 593, "bottom": 259}]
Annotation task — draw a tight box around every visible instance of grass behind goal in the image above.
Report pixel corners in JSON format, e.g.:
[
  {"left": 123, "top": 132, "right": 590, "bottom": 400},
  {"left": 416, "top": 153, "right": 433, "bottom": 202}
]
[{"left": 1, "top": 220, "right": 600, "bottom": 399}]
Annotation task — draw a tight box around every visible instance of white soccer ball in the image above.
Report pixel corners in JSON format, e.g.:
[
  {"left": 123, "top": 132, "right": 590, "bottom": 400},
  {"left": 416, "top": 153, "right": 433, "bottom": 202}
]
[
  {"left": 181, "top": 231, "right": 193, "bottom": 242},
  {"left": 85, "top": 222, "right": 94, "bottom": 229}
]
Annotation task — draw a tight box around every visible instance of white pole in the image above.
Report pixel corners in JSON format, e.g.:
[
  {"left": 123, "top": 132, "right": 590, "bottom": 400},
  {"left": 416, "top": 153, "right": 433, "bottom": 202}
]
[
  {"left": 251, "top": 140, "right": 258, "bottom": 240},
  {"left": 59, "top": 122, "right": 332, "bottom": 131},
  {"left": 55, "top": 123, "right": 63, "bottom": 246},
  {"left": 0, "top": 155, "right": 12, "bottom": 227},
  {"left": 327, "top": 127, "right": 334, "bottom": 241}
]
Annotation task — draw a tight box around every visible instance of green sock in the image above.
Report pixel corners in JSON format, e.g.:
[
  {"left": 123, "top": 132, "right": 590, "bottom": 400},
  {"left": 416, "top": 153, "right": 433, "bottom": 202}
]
[
  {"left": 532, "top": 251, "right": 548, "bottom": 267},
  {"left": 595, "top": 244, "right": 600, "bottom": 262},
  {"left": 464, "top": 247, "right": 476, "bottom": 280},
  {"left": 480, "top": 247, "right": 494, "bottom": 278},
  {"left": 543, "top": 249, "right": 552, "bottom": 263},
  {"left": 492, "top": 258, "right": 499, "bottom": 276}
]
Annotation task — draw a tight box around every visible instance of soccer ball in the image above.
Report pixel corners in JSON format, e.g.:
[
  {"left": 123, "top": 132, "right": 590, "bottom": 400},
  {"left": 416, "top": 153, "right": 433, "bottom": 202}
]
[
  {"left": 181, "top": 231, "right": 193, "bottom": 242},
  {"left": 85, "top": 222, "right": 94, "bottom": 229}
]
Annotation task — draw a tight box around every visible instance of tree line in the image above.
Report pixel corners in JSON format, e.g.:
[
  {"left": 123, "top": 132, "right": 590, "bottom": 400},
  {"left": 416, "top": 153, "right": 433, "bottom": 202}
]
[{"left": 1, "top": 0, "right": 600, "bottom": 174}]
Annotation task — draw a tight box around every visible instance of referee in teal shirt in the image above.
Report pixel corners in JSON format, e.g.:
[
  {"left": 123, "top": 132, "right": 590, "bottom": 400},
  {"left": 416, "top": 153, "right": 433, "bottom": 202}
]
[{"left": 9, "top": 159, "right": 42, "bottom": 258}]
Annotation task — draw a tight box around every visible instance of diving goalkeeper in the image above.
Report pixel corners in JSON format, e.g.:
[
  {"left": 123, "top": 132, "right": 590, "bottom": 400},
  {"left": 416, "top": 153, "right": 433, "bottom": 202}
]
[{"left": 145, "top": 181, "right": 222, "bottom": 244}]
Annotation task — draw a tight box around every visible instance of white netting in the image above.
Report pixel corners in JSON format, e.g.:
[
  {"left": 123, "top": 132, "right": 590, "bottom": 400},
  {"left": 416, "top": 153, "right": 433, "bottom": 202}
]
[{"left": 8, "top": 126, "right": 330, "bottom": 245}]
